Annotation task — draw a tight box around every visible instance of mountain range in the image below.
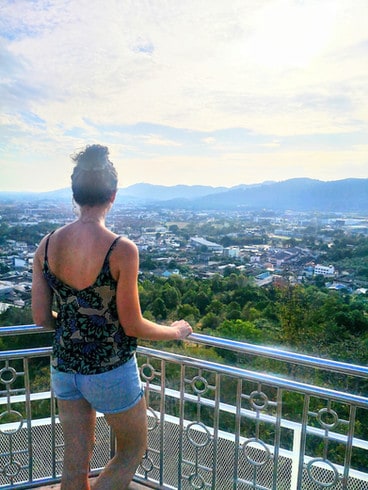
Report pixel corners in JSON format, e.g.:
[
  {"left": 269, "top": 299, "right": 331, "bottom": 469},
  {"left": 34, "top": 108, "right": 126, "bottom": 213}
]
[{"left": 1, "top": 178, "right": 368, "bottom": 212}]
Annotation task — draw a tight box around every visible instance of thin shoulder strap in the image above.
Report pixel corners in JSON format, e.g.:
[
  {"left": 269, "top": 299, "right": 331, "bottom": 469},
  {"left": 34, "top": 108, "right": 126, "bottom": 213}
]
[
  {"left": 103, "top": 236, "right": 121, "bottom": 263},
  {"left": 44, "top": 230, "right": 55, "bottom": 262}
]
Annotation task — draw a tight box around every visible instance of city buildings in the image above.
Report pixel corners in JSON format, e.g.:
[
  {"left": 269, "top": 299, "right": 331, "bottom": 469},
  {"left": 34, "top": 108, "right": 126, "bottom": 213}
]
[{"left": 0, "top": 200, "right": 367, "bottom": 312}]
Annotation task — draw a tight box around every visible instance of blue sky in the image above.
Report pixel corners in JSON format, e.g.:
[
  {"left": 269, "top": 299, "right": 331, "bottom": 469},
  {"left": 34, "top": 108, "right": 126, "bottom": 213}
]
[{"left": 1, "top": 0, "right": 367, "bottom": 191}]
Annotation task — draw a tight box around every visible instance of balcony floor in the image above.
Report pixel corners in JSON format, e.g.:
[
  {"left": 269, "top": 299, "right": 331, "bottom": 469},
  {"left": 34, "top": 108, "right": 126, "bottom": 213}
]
[{"left": 38, "top": 478, "right": 147, "bottom": 489}]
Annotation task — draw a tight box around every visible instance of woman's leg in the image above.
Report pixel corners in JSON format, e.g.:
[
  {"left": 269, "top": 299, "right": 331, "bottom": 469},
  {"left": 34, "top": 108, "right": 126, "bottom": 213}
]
[
  {"left": 93, "top": 397, "right": 147, "bottom": 490},
  {"left": 57, "top": 398, "right": 96, "bottom": 490}
]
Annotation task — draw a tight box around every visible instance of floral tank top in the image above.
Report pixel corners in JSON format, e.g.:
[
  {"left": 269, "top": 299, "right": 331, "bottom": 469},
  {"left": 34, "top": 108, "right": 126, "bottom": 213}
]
[{"left": 43, "top": 232, "right": 137, "bottom": 374}]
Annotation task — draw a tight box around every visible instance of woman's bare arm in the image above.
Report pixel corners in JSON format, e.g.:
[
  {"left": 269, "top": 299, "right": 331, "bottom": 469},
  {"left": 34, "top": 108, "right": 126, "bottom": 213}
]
[
  {"left": 31, "top": 240, "right": 56, "bottom": 331},
  {"left": 115, "top": 239, "right": 192, "bottom": 340}
]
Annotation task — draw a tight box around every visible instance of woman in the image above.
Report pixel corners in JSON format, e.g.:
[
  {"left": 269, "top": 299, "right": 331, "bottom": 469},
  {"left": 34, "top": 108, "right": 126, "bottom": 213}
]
[{"left": 32, "top": 144, "right": 192, "bottom": 490}]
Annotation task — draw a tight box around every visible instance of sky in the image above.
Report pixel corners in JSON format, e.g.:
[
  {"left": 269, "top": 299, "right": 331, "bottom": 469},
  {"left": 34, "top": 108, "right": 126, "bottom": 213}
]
[{"left": 1, "top": 0, "right": 367, "bottom": 192}]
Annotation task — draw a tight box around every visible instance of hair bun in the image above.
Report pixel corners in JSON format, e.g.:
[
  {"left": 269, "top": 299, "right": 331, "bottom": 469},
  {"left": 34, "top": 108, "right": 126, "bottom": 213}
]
[{"left": 73, "top": 144, "right": 111, "bottom": 171}]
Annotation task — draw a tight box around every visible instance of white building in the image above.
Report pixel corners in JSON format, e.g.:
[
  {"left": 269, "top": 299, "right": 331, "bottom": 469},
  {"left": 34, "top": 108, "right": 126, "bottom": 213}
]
[
  {"left": 314, "top": 264, "right": 335, "bottom": 277},
  {"left": 224, "top": 247, "right": 240, "bottom": 258},
  {"left": 190, "top": 237, "right": 223, "bottom": 252}
]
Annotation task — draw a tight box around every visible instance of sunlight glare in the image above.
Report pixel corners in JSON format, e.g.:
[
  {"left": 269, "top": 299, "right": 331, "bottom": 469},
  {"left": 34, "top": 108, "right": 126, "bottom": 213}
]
[{"left": 247, "top": 2, "right": 336, "bottom": 68}]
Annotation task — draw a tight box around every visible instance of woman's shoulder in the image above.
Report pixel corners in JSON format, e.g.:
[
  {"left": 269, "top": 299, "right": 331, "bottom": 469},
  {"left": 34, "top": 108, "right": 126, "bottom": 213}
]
[
  {"left": 35, "top": 223, "right": 92, "bottom": 259},
  {"left": 109, "top": 236, "right": 139, "bottom": 280},
  {"left": 34, "top": 230, "right": 57, "bottom": 258},
  {"left": 114, "top": 236, "right": 138, "bottom": 258}
]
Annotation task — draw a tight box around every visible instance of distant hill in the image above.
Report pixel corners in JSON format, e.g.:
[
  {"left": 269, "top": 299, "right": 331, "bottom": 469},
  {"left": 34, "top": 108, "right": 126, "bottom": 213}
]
[
  {"left": 186, "top": 178, "right": 368, "bottom": 212},
  {"left": 0, "top": 188, "right": 73, "bottom": 202},
  {"left": 1, "top": 178, "right": 368, "bottom": 212},
  {"left": 117, "top": 183, "right": 228, "bottom": 201},
  {"left": 0, "top": 184, "right": 225, "bottom": 204}
]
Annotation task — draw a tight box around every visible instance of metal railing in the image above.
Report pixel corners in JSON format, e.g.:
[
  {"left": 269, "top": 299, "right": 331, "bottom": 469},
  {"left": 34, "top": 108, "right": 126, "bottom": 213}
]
[{"left": 0, "top": 325, "right": 367, "bottom": 489}]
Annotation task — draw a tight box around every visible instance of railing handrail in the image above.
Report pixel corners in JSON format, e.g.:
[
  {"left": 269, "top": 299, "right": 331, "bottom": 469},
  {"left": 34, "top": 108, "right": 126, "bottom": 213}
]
[
  {"left": 189, "top": 332, "right": 368, "bottom": 379},
  {"left": 1, "top": 325, "right": 367, "bottom": 490},
  {"left": 138, "top": 345, "right": 368, "bottom": 408},
  {"left": 0, "top": 324, "right": 46, "bottom": 336},
  {"left": 1, "top": 325, "right": 367, "bottom": 379},
  {"left": 2, "top": 343, "right": 366, "bottom": 410}
]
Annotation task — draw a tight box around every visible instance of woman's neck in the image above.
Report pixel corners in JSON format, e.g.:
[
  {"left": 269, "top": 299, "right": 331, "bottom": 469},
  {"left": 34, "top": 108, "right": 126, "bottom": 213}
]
[{"left": 76, "top": 205, "right": 109, "bottom": 225}]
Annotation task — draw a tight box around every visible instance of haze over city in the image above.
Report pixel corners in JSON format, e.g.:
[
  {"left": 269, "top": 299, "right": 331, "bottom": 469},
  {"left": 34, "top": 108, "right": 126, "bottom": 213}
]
[{"left": 1, "top": 0, "right": 367, "bottom": 192}]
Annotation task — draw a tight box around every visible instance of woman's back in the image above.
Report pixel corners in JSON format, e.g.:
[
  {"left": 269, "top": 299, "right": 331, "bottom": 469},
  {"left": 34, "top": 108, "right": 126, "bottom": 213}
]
[
  {"left": 43, "top": 220, "right": 138, "bottom": 375},
  {"left": 46, "top": 221, "right": 119, "bottom": 291}
]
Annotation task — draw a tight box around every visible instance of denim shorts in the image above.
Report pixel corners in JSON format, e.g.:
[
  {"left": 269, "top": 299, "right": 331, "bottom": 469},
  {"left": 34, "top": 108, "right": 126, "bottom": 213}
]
[{"left": 51, "top": 355, "right": 144, "bottom": 414}]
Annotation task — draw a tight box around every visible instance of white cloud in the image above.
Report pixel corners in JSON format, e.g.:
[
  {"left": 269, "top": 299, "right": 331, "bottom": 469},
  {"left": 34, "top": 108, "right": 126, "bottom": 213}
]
[
  {"left": 262, "top": 140, "right": 281, "bottom": 148},
  {"left": 0, "top": 0, "right": 367, "bottom": 189},
  {"left": 4, "top": 0, "right": 365, "bottom": 132},
  {"left": 202, "top": 137, "right": 216, "bottom": 144},
  {"left": 141, "top": 135, "right": 182, "bottom": 147},
  {"left": 122, "top": 146, "right": 366, "bottom": 187}
]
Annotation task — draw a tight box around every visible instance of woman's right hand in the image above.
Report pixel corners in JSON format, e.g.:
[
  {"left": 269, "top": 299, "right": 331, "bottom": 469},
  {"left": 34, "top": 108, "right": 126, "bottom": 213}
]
[{"left": 171, "top": 320, "right": 193, "bottom": 339}]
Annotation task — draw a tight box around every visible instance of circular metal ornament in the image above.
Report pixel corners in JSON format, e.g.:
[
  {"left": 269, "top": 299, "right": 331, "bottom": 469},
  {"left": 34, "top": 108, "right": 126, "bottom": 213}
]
[
  {"left": 0, "top": 410, "right": 23, "bottom": 435},
  {"left": 146, "top": 407, "right": 159, "bottom": 431},
  {"left": 3, "top": 461, "right": 21, "bottom": 478},
  {"left": 140, "top": 363, "right": 156, "bottom": 381},
  {"left": 306, "top": 458, "right": 339, "bottom": 487},
  {"left": 188, "top": 472, "right": 205, "bottom": 489},
  {"left": 186, "top": 422, "right": 212, "bottom": 448},
  {"left": 140, "top": 455, "right": 154, "bottom": 473},
  {"left": 242, "top": 438, "right": 272, "bottom": 467},
  {"left": 191, "top": 376, "right": 208, "bottom": 395},
  {"left": 0, "top": 367, "right": 17, "bottom": 385},
  {"left": 249, "top": 390, "right": 269, "bottom": 411},
  {"left": 316, "top": 408, "right": 339, "bottom": 430}
]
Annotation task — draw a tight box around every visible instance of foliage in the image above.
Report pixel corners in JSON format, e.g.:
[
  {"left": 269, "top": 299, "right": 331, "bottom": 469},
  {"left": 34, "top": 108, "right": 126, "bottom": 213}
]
[
  {"left": 1, "top": 271, "right": 367, "bottom": 457},
  {"left": 2, "top": 274, "right": 367, "bottom": 368},
  {"left": 0, "top": 222, "right": 56, "bottom": 245}
]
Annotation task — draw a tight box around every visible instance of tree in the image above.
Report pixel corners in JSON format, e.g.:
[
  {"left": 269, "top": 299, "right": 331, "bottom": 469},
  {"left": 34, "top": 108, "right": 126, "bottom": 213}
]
[
  {"left": 276, "top": 286, "right": 310, "bottom": 347},
  {"left": 0, "top": 262, "right": 10, "bottom": 274},
  {"left": 182, "top": 289, "right": 198, "bottom": 305},
  {"left": 206, "top": 299, "right": 224, "bottom": 316},
  {"left": 162, "top": 285, "right": 181, "bottom": 310},
  {"left": 167, "top": 275, "right": 187, "bottom": 294},
  {"left": 140, "top": 256, "right": 157, "bottom": 270},
  {"left": 314, "top": 274, "right": 326, "bottom": 288},
  {"left": 210, "top": 274, "right": 224, "bottom": 293},
  {"left": 194, "top": 291, "right": 210, "bottom": 315},
  {"left": 177, "top": 304, "right": 200, "bottom": 324},
  {"left": 226, "top": 301, "right": 241, "bottom": 320},
  {"left": 335, "top": 309, "right": 368, "bottom": 335},
  {"left": 200, "top": 312, "right": 220, "bottom": 330},
  {"left": 150, "top": 298, "right": 167, "bottom": 320},
  {"left": 241, "top": 304, "right": 261, "bottom": 322},
  {"left": 217, "top": 319, "right": 262, "bottom": 343},
  {"left": 0, "top": 307, "right": 33, "bottom": 327}
]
